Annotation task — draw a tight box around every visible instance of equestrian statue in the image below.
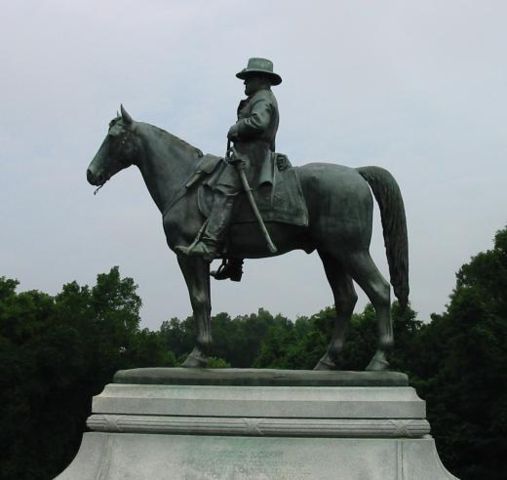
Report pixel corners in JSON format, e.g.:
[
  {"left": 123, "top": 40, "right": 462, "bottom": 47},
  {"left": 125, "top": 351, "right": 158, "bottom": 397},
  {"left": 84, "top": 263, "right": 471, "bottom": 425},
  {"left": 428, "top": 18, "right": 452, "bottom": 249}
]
[{"left": 86, "top": 58, "right": 409, "bottom": 371}]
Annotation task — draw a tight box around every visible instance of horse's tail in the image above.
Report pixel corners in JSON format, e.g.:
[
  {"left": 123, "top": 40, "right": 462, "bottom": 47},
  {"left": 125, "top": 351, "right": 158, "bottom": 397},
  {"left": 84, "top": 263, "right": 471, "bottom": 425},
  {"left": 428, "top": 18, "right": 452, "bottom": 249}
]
[{"left": 357, "top": 166, "right": 409, "bottom": 309}]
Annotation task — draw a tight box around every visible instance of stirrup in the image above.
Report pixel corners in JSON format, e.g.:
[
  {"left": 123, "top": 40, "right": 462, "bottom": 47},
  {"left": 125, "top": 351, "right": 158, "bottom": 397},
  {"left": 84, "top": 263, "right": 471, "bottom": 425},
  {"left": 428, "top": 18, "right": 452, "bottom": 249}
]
[{"left": 210, "top": 259, "right": 243, "bottom": 282}]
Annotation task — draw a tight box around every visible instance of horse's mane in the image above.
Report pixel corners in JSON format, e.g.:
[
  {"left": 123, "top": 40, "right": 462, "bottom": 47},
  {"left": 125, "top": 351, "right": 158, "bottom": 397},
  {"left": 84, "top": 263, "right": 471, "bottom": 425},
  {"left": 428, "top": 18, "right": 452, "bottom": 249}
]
[{"left": 138, "top": 122, "right": 203, "bottom": 159}]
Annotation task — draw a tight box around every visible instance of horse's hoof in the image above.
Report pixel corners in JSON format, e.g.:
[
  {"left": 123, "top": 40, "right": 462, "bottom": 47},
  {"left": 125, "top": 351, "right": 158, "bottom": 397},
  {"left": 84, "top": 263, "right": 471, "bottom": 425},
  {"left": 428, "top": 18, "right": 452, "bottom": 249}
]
[
  {"left": 365, "top": 351, "right": 390, "bottom": 371},
  {"left": 181, "top": 351, "right": 208, "bottom": 368},
  {"left": 313, "top": 355, "right": 337, "bottom": 371}
]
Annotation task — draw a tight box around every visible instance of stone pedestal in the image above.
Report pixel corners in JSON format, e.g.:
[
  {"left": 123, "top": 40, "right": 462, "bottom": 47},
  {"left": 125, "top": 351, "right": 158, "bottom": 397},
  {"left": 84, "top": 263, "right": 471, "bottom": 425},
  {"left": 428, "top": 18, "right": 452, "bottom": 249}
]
[{"left": 55, "top": 369, "right": 458, "bottom": 479}]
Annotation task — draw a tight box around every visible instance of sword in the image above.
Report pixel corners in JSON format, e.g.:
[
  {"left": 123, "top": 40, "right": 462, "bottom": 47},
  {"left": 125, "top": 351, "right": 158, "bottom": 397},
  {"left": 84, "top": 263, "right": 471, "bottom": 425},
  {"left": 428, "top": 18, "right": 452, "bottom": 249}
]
[{"left": 226, "top": 141, "right": 278, "bottom": 254}]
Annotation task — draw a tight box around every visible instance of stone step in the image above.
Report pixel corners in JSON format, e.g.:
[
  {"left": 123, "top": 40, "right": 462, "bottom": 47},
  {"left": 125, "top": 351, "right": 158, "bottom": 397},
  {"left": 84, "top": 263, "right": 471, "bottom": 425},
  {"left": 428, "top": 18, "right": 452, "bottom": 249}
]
[{"left": 92, "top": 383, "right": 426, "bottom": 419}]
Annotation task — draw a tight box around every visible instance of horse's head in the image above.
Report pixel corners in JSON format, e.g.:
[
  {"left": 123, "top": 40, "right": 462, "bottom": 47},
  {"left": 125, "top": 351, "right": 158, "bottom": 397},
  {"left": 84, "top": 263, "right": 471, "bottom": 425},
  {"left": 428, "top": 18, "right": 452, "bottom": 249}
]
[{"left": 87, "top": 105, "right": 141, "bottom": 187}]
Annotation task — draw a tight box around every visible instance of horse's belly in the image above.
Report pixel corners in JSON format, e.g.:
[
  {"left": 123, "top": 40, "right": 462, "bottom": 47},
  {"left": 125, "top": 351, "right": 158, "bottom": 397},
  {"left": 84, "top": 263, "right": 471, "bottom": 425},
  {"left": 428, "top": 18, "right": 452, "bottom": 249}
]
[{"left": 228, "top": 222, "right": 313, "bottom": 259}]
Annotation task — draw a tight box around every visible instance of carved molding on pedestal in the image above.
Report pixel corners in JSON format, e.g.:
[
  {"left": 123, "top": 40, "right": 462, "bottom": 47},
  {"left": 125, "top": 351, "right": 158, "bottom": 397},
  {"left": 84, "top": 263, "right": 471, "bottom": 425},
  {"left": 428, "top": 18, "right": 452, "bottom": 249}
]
[{"left": 87, "top": 414, "right": 430, "bottom": 438}]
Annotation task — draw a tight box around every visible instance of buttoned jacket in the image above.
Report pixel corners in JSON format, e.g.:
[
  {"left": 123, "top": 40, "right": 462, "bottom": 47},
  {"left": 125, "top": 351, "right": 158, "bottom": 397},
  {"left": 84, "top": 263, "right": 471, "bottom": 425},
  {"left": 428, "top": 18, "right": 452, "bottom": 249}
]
[{"left": 233, "top": 87, "right": 279, "bottom": 188}]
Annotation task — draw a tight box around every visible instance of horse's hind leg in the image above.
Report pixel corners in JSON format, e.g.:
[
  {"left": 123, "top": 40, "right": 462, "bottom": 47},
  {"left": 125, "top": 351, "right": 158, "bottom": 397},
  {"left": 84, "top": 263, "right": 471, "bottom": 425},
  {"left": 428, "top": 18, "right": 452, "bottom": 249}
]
[
  {"left": 177, "top": 255, "right": 212, "bottom": 368},
  {"left": 346, "top": 250, "right": 393, "bottom": 371},
  {"left": 314, "top": 252, "right": 358, "bottom": 370}
]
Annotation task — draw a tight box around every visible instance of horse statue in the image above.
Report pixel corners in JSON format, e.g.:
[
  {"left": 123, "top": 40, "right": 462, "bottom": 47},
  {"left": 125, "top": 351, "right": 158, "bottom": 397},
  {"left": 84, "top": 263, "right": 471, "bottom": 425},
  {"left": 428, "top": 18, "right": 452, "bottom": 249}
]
[{"left": 86, "top": 106, "right": 409, "bottom": 371}]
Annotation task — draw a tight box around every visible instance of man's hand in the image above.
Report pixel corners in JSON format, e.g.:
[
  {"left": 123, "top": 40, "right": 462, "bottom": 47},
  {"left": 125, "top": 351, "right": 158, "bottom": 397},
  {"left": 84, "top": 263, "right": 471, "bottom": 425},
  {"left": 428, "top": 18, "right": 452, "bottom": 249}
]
[
  {"left": 227, "top": 146, "right": 246, "bottom": 165},
  {"left": 276, "top": 153, "right": 290, "bottom": 171},
  {"left": 227, "top": 124, "right": 239, "bottom": 141}
]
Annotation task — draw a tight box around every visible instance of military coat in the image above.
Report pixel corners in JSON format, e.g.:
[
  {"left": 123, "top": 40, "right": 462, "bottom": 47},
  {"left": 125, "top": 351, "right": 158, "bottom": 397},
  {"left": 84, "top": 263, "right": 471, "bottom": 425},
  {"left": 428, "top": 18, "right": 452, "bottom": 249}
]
[{"left": 208, "top": 88, "right": 279, "bottom": 195}]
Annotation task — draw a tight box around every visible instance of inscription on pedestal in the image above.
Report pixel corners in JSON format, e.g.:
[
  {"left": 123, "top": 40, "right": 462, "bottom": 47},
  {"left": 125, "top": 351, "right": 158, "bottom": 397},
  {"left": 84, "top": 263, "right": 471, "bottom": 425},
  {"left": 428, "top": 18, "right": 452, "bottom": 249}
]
[{"left": 185, "top": 447, "right": 312, "bottom": 480}]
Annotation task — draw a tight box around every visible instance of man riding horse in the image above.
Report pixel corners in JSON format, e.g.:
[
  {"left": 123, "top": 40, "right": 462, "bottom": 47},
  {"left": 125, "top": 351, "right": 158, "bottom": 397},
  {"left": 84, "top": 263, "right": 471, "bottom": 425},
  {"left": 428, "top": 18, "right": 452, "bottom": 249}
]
[
  {"left": 176, "top": 57, "right": 282, "bottom": 281},
  {"left": 88, "top": 63, "right": 408, "bottom": 370}
]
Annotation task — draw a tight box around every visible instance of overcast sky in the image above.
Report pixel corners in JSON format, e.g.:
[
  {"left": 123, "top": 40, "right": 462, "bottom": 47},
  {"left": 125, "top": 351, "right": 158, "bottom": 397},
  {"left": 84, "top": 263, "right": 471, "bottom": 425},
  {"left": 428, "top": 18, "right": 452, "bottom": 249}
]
[{"left": 1, "top": 1, "right": 506, "bottom": 329}]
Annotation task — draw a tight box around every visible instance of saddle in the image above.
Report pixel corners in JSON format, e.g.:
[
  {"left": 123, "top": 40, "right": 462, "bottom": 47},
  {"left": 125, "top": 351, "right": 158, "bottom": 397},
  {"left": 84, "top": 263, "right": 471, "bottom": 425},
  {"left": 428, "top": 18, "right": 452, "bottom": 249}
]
[{"left": 188, "top": 154, "right": 309, "bottom": 227}]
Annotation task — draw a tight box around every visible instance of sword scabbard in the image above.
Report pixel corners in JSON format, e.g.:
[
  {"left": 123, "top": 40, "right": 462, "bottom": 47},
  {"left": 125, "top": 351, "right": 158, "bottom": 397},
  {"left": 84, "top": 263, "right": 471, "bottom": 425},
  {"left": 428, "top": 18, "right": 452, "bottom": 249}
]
[{"left": 236, "top": 165, "right": 278, "bottom": 254}]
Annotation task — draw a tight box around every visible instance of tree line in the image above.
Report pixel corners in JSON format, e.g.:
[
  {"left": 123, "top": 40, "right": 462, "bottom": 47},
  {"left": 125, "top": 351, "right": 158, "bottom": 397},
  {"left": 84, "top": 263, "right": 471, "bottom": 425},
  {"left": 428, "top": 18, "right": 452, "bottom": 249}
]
[{"left": 1, "top": 227, "right": 506, "bottom": 480}]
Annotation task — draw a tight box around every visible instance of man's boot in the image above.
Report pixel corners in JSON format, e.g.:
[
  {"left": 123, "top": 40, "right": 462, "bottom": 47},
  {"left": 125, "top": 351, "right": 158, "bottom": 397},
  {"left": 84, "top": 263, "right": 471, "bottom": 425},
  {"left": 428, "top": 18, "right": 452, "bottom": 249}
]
[
  {"left": 176, "top": 193, "right": 234, "bottom": 262},
  {"left": 210, "top": 258, "right": 244, "bottom": 282}
]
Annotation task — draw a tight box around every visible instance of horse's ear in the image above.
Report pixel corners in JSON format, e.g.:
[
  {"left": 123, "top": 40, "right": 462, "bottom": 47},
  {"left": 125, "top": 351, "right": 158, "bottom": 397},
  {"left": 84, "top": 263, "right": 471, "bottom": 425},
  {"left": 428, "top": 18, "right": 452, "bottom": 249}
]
[{"left": 120, "top": 104, "right": 133, "bottom": 124}]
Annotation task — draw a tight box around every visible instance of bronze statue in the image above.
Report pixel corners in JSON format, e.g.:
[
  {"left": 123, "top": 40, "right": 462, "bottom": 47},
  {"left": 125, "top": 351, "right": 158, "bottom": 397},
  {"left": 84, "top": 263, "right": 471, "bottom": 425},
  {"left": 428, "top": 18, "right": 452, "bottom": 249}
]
[{"left": 86, "top": 59, "right": 409, "bottom": 371}]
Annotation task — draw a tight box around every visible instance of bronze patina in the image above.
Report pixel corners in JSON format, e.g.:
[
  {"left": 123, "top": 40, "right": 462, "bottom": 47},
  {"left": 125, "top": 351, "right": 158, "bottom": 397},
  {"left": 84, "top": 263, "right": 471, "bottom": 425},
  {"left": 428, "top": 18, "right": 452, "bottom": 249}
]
[{"left": 87, "top": 59, "right": 409, "bottom": 372}]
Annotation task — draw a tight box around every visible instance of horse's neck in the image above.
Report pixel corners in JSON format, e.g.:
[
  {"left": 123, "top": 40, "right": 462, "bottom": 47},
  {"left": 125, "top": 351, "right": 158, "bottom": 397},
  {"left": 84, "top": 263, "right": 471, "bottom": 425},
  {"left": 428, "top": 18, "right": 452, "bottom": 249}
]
[{"left": 136, "top": 123, "right": 198, "bottom": 214}]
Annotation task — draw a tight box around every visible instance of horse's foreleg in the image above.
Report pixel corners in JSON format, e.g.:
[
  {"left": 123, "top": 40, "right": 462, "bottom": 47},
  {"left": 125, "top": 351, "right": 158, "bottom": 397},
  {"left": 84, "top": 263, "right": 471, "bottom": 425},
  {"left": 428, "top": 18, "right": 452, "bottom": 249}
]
[
  {"left": 314, "top": 252, "right": 357, "bottom": 371},
  {"left": 347, "top": 251, "right": 393, "bottom": 371},
  {"left": 177, "top": 255, "right": 212, "bottom": 368}
]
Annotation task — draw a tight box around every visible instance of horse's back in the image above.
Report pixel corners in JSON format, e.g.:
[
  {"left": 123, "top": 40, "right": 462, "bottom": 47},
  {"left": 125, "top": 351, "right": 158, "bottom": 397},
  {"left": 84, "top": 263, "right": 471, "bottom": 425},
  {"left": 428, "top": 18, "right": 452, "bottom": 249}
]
[{"left": 297, "top": 162, "right": 372, "bottom": 204}]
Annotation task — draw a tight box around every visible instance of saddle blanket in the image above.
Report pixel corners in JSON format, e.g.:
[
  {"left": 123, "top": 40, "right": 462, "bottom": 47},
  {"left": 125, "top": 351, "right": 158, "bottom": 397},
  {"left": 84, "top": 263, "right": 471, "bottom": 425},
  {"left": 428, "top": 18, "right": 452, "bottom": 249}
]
[{"left": 196, "top": 156, "right": 309, "bottom": 227}]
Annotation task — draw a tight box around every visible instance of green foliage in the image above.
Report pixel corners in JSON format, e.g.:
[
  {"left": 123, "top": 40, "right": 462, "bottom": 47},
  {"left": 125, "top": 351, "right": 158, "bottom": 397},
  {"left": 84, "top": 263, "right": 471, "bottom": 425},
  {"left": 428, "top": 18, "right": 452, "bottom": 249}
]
[
  {"left": 160, "top": 308, "right": 286, "bottom": 368},
  {"left": 206, "top": 357, "right": 231, "bottom": 368},
  {"left": 0, "top": 267, "right": 172, "bottom": 480},
  {"left": 252, "top": 303, "right": 421, "bottom": 372},
  {"left": 404, "top": 228, "right": 507, "bottom": 480}
]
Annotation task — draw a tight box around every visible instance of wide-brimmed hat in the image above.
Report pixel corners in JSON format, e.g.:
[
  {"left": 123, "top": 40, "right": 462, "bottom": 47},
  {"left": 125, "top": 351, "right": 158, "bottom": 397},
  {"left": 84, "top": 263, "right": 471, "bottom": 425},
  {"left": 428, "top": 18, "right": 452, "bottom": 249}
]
[{"left": 236, "top": 57, "right": 282, "bottom": 85}]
